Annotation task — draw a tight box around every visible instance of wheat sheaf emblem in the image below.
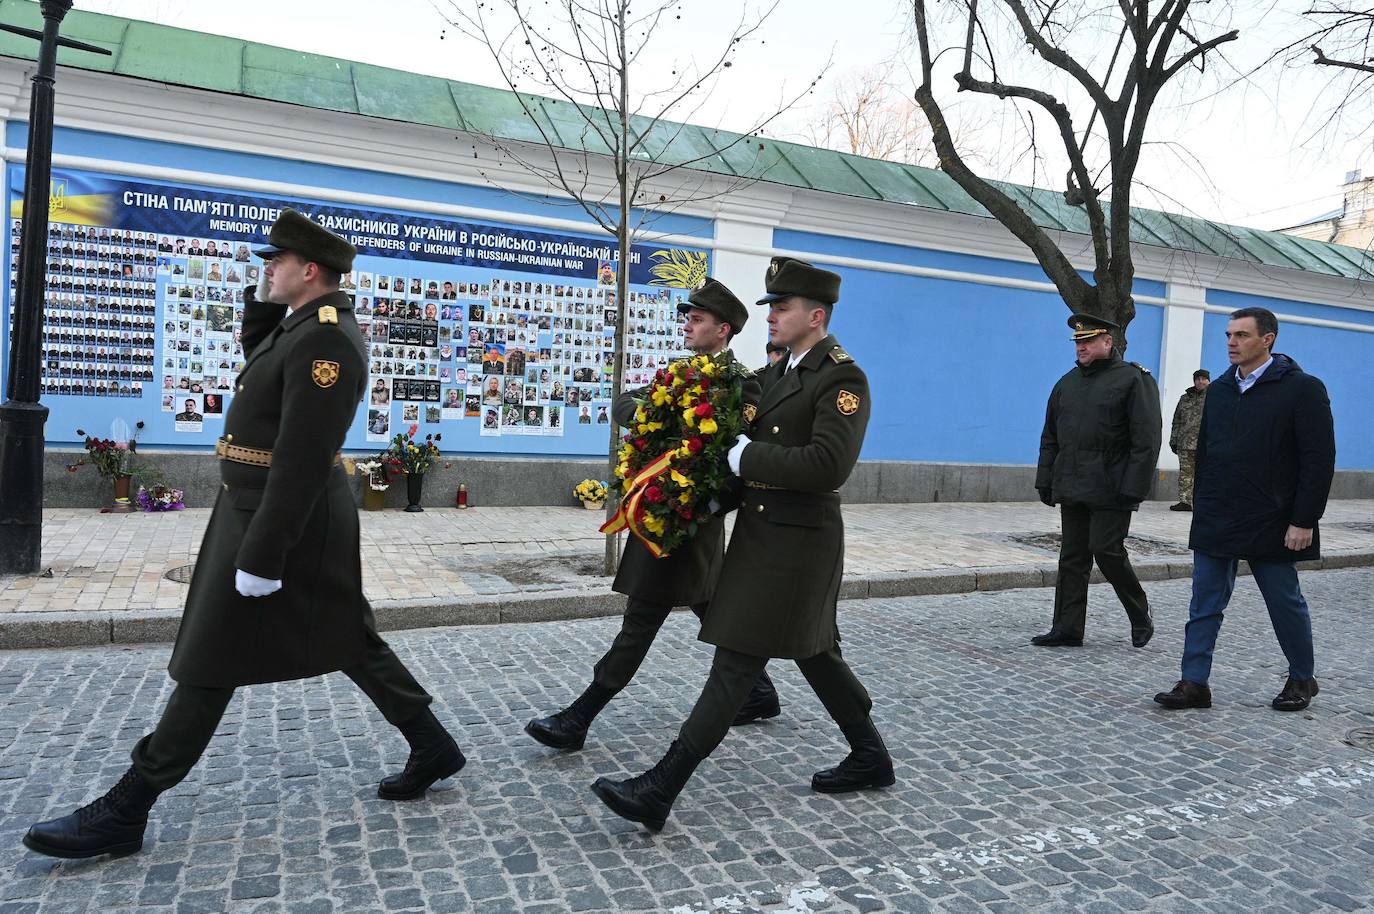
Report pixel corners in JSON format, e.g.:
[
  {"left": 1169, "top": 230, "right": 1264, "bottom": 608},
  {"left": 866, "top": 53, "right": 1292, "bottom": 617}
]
[{"left": 647, "top": 249, "right": 708, "bottom": 289}]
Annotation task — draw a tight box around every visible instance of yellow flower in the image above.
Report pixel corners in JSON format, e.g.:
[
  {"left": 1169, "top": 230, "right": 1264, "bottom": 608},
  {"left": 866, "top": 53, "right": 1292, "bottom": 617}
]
[
  {"left": 677, "top": 445, "right": 692, "bottom": 458},
  {"left": 642, "top": 513, "right": 665, "bottom": 534},
  {"left": 699, "top": 360, "right": 716, "bottom": 376},
  {"left": 651, "top": 386, "right": 671, "bottom": 406},
  {"left": 622, "top": 478, "right": 634, "bottom": 493},
  {"left": 670, "top": 469, "right": 693, "bottom": 488},
  {"left": 634, "top": 406, "right": 647, "bottom": 424},
  {"left": 678, "top": 491, "right": 691, "bottom": 504},
  {"left": 616, "top": 462, "right": 629, "bottom": 478},
  {"left": 698, "top": 417, "right": 718, "bottom": 436},
  {"left": 682, "top": 408, "right": 696, "bottom": 428},
  {"left": 678, "top": 392, "right": 694, "bottom": 408}
]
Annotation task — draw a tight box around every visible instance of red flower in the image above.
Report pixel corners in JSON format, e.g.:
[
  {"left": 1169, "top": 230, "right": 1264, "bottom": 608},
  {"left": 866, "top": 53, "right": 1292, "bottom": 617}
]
[
  {"left": 686, "top": 437, "right": 704, "bottom": 454},
  {"left": 634, "top": 437, "right": 647, "bottom": 450},
  {"left": 644, "top": 485, "right": 665, "bottom": 503},
  {"left": 677, "top": 505, "right": 693, "bottom": 520},
  {"left": 408, "top": 423, "right": 418, "bottom": 437},
  {"left": 694, "top": 403, "right": 714, "bottom": 419}
]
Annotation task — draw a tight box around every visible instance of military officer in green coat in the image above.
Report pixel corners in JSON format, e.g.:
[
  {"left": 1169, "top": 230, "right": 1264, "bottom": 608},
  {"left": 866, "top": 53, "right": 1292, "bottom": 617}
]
[
  {"left": 592, "top": 257, "right": 894, "bottom": 832},
  {"left": 1032, "top": 312, "right": 1162, "bottom": 649},
  {"left": 525, "top": 278, "right": 775, "bottom": 751},
  {"left": 25, "top": 212, "right": 463, "bottom": 862}
]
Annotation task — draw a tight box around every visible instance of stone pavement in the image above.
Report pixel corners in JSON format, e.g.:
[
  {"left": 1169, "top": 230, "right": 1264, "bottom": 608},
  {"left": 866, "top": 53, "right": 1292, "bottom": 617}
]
[
  {"left": 3, "top": 501, "right": 1374, "bottom": 649},
  {"left": 2, "top": 569, "right": 1372, "bottom": 913}
]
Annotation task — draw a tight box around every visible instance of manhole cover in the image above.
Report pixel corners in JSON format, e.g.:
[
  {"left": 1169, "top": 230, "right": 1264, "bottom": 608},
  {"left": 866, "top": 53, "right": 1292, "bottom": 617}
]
[
  {"left": 1343, "top": 728, "right": 1374, "bottom": 751},
  {"left": 1332, "top": 522, "right": 1374, "bottom": 534},
  {"left": 1007, "top": 532, "right": 1188, "bottom": 557},
  {"left": 164, "top": 563, "right": 195, "bottom": 584}
]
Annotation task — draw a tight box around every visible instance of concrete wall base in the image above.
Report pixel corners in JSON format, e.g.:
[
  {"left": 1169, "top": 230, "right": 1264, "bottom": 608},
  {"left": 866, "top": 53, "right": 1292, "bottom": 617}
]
[{"left": 41, "top": 450, "right": 1374, "bottom": 508}]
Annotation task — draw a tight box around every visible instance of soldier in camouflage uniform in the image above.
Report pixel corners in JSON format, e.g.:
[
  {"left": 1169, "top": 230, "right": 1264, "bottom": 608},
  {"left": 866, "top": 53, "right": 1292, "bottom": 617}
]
[{"left": 1169, "top": 369, "right": 1211, "bottom": 511}]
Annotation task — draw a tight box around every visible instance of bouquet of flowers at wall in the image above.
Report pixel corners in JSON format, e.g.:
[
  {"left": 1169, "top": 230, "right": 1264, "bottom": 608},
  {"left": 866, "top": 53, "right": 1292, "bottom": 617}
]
[
  {"left": 136, "top": 484, "right": 185, "bottom": 512},
  {"left": 574, "top": 479, "right": 608, "bottom": 508},
  {"left": 67, "top": 420, "right": 146, "bottom": 479},
  {"left": 355, "top": 456, "right": 390, "bottom": 491},
  {"left": 600, "top": 352, "right": 752, "bottom": 557},
  {"left": 382, "top": 425, "right": 442, "bottom": 476}
]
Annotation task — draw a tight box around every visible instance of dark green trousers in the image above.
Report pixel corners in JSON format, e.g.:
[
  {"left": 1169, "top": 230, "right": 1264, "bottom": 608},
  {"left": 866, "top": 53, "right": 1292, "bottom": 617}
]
[
  {"left": 131, "top": 623, "right": 431, "bottom": 792},
  {"left": 679, "top": 645, "right": 870, "bottom": 759},
  {"left": 593, "top": 597, "right": 775, "bottom": 699},
  {"left": 1050, "top": 503, "right": 1152, "bottom": 640}
]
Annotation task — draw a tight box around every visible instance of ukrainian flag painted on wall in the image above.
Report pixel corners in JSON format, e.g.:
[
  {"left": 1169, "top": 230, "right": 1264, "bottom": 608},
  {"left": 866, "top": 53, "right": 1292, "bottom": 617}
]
[{"left": 9, "top": 171, "right": 114, "bottom": 226}]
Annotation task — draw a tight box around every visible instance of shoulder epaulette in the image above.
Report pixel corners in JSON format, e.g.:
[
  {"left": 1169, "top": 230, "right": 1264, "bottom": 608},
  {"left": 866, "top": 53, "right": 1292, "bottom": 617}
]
[
  {"left": 738, "top": 363, "right": 755, "bottom": 376},
  {"left": 318, "top": 305, "right": 338, "bottom": 324},
  {"left": 1130, "top": 361, "right": 1151, "bottom": 375},
  {"left": 828, "top": 346, "right": 853, "bottom": 364}
]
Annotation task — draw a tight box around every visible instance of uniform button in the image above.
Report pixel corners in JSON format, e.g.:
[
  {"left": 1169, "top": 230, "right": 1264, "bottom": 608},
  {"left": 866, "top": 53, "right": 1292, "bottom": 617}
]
[
  {"left": 771, "top": 426, "right": 779, "bottom": 434},
  {"left": 755, "top": 504, "right": 764, "bottom": 513},
  {"left": 222, "top": 482, "right": 229, "bottom": 491},
  {"left": 237, "top": 384, "right": 244, "bottom": 392},
  {"left": 225, "top": 434, "right": 233, "bottom": 442}
]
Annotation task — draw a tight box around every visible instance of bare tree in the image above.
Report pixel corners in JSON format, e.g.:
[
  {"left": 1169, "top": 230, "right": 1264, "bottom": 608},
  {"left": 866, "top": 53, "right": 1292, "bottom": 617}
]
[
  {"left": 805, "top": 64, "right": 939, "bottom": 164},
  {"left": 438, "top": 0, "right": 821, "bottom": 572},
  {"left": 911, "top": 0, "right": 1238, "bottom": 351},
  {"left": 1269, "top": 3, "right": 1374, "bottom": 137}
]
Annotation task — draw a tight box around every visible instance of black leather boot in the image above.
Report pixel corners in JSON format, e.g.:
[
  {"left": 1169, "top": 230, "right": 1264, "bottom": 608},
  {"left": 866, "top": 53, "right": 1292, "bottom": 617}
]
[
  {"left": 591, "top": 739, "right": 701, "bottom": 832},
  {"left": 24, "top": 767, "right": 160, "bottom": 859},
  {"left": 732, "top": 670, "right": 781, "bottom": 726},
  {"left": 524, "top": 683, "right": 614, "bottom": 751},
  {"left": 378, "top": 707, "right": 466, "bottom": 800},
  {"left": 811, "top": 718, "right": 895, "bottom": 794}
]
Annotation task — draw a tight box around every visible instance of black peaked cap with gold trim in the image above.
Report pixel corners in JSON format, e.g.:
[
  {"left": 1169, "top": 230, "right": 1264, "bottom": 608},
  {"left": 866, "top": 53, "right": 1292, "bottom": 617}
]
[
  {"left": 1067, "top": 311, "right": 1120, "bottom": 341},
  {"left": 254, "top": 209, "right": 356, "bottom": 274},
  {"left": 756, "top": 256, "right": 841, "bottom": 306},
  {"left": 677, "top": 276, "right": 748, "bottom": 332}
]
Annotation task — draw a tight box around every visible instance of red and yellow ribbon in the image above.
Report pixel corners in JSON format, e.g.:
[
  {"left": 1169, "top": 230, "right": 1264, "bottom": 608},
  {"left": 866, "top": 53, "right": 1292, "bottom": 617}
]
[{"left": 599, "top": 450, "right": 676, "bottom": 558}]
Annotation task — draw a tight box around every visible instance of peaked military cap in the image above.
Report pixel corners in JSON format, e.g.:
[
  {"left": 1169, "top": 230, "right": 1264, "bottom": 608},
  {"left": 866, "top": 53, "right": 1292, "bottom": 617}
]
[
  {"left": 756, "top": 256, "right": 841, "bottom": 306},
  {"left": 254, "top": 209, "right": 356, "bottom": 274},
  {"left": 677, "top": 277, "right": 748, "bottom": 332},
  {"left": 1067, "top": 311, "right": 1120, "bottom": 341}
]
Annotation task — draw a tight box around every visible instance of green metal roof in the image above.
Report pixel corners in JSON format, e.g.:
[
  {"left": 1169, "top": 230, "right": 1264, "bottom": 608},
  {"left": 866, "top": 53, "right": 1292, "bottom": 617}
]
[{"left": 2, "top": 0, "right": 1372, "bottom": 282}]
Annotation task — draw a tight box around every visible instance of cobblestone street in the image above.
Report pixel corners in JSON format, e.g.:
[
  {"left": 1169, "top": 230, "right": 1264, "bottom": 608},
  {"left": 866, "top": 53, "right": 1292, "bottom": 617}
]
[{"left": 2, "top": 570, "right": 1372, "bottom": 913}]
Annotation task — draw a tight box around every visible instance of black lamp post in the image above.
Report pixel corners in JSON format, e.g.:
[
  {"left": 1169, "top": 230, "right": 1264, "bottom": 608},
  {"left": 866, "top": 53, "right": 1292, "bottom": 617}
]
[{"left": 0, "top": 1, "right": 110, "bottom": 573}]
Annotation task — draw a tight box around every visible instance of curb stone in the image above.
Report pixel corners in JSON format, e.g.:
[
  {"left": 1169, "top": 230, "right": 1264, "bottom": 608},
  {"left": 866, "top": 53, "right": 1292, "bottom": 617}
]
[{"left": 1, "top": 551, "right": 1370, "bottom": 650}]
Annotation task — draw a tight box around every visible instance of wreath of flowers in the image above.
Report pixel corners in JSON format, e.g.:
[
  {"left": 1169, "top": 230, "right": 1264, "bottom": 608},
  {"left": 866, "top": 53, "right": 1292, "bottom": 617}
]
[{"left": 600, "top": 351, "right": 752, "bottom": 557}]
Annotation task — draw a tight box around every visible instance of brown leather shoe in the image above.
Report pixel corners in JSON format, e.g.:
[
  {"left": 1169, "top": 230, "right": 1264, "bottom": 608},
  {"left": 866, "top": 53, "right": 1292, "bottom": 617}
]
[
  {"left": 1272, "top": 677, "right": 1319, "bottom": 712},
  {"left": 1153, "top": 680, "right": 1211, "bottom": 709}
]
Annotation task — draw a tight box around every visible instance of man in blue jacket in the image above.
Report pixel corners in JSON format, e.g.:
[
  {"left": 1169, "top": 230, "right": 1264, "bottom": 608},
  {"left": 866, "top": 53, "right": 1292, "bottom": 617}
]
[{"left": 1155, "top": 307, "right": 1335, "bottom": 712}]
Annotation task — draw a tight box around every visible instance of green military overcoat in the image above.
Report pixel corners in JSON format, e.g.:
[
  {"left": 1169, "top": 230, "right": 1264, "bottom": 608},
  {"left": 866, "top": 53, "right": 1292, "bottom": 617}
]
[
  {"left": 699, "top": 335, "right": 870, "bottom": 659},
  {"left": 610, "top": 351, "right": 761, "bottom": 606},
  {"left": 168, "top": 289, "right": 372, "bottom": 688}
]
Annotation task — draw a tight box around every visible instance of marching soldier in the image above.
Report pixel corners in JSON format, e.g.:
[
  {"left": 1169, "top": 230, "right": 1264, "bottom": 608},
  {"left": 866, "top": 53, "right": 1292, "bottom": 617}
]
[
  {"left": 525, "top": 278, "right": 777, "bottom": 752},
  {"left": 24, "top": 212, "right": 464, "bottom": 861},
  {"left": 591, "top": 257, "right": 894, "bottom": 832},
  {"left": 1033, "top": 313, "right": 1162, "bottom": 648}
]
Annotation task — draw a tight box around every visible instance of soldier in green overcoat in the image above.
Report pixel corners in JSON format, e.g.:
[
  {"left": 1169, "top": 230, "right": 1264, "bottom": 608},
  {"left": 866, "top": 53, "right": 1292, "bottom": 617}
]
[
  {"left": 592, "top": 257, "right": 895, "bottom": 832},
  {"left": 525, "top": 278, "right": 775, "bottom": 752},
  {"left": 25, "top": 212, "right": 464, "bottom": 863}
]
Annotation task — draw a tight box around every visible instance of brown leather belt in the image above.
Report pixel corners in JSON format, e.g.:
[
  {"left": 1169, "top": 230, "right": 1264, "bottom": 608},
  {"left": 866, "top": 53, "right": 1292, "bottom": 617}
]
[{"left": 216, "top": 438, "right": 341, "bottom": 467}]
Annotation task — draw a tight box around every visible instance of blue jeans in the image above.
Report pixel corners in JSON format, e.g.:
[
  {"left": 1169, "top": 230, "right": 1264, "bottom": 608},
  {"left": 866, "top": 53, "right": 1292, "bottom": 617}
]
[{"left": 1181, "top": 552, "right": 1315, "bottom": 686}]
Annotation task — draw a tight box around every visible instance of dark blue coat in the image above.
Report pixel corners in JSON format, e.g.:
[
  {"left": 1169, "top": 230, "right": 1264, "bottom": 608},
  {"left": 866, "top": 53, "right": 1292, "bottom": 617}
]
[{"left": 1189, "top": 354, "right": 1335, "bottom": 563}]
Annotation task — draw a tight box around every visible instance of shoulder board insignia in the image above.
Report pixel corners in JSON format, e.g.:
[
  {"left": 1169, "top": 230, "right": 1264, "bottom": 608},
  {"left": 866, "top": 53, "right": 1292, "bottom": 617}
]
[
  {"left": 318, "top": 305, "right": 338, "bottom": 325},
  {"left": 828, "top": 346, "right": 853, "bottom": 364},
  {"left": 1130, "top": 361, "right": 1151, "bottom": 375},
  {"left": 738, "top": 363, "right": 755, "bottom": 376}
]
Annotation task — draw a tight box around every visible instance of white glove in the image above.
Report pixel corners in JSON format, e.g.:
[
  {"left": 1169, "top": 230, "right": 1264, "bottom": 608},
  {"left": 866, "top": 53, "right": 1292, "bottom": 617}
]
[
  {"left": 235, "top": 568, "right": 282, "bottom": 598},
  {"left": 727, "top": 434, "right": 751, "bottom": 476}
]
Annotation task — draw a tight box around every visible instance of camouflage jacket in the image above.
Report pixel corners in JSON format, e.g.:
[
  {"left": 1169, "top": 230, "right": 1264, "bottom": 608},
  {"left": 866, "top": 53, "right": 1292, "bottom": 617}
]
[{"left": 1170, "top": 387, "right": 1207, "bottom": 453}]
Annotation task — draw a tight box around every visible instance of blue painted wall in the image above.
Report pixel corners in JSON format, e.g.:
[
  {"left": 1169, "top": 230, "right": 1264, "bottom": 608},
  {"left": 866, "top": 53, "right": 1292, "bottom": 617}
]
[
  {"left": 1205, "top": 289, "right": 1374, "bottom": 470},
  {"left": 779, "top": 229, "right": 1163, "bottom": 465}
]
